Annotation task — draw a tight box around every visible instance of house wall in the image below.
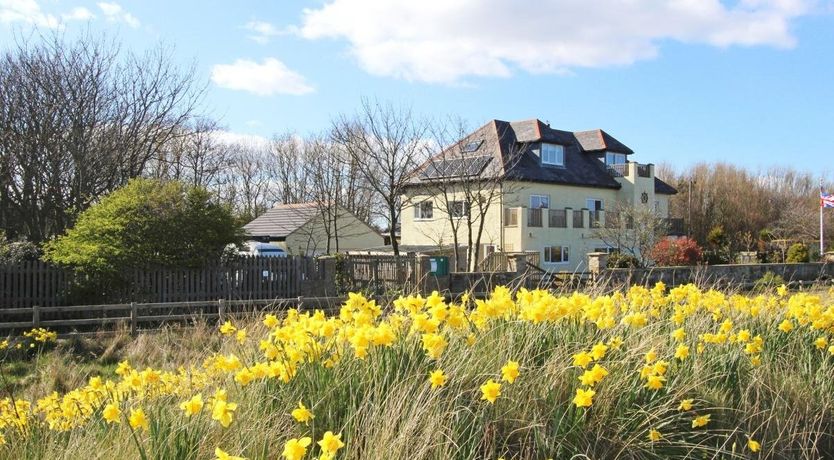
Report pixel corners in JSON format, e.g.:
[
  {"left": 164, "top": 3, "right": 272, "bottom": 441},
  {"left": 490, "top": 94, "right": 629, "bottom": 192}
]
[
  {"left": 400, "top": 164, "right": 672, "bottom": 272},
  {"left": 502, "top": 181, "right": 621, "bottom": 272},
  {"left": 400, "top": 187, "right": 504, "bottom": 254},
  {"left": 284, "top": 212, "right": 384, "bottom": 256}
]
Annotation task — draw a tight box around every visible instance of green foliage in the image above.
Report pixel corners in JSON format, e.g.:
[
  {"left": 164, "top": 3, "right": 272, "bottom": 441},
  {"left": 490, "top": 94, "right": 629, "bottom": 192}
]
[
  {"left": 706, "top": 225, "right": 727, "bottom": 247},
  {"left": 606, "top": 252, "right": 640, "bottom": 268},
  {"left": 0, "top": 231, "right": 41, "bottom": 265},
  {"left": 43, "top": 178, "right": 244, "bottom": 276},
  {"left": 753, "top": 271, "right": 787, "bottom": 292},
  {"left": 786, "top": 242, "right": 810, "bottom": 263}
]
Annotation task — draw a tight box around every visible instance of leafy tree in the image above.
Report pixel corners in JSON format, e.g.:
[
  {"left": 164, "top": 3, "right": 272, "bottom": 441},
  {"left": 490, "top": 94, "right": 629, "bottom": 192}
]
[
  {"left": 786, "top": 242, "right": 810, "bottom": 263},
  {"left": 43, "top": 178, "right": 244, "bottom": 276},
  {"left": 651, "top": 238, "right": 703, "bottom": 266}
]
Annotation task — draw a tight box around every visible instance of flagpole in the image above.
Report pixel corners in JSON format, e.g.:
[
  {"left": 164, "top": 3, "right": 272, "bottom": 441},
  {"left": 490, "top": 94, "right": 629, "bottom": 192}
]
[{"left": 821, "top": 178, "right": 825, "bottom": 257}]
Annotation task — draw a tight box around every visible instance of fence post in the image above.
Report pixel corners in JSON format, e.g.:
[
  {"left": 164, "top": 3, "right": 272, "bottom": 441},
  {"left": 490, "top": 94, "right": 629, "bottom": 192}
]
[
  {"left": 32, "top": 305, "right": 40, "bottom": 328},
  {"left": 130, "top": 302, "right": 137, "bottom": 336},
  {"left": 218, "top": 298, "right": 226, "bottom": 322}
]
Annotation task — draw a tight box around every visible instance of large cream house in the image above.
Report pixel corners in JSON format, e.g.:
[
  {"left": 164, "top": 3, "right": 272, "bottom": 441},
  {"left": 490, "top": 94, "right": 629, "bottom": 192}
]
[{"left": 401, "top": 119, "right": 678, "bottom": 272}]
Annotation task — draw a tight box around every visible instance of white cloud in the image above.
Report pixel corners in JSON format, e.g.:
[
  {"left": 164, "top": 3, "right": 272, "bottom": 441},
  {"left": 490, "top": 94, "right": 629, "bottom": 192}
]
[
  {"left": 0, "top": 0, "right": 59, "bottom": 28},
  {"left": 299, "top": 0, "right": 812, "bottom": 83},
  {"left": 63, "top": 7, "right": 94, "bottom": 21},
  {"left": 211, "top": 130, "right": 271, "bottom": 148},
  {"left": 97, "top": 2, "right": 139, "bottom": 28},
  {"left": 211, "top": 58, "right": 315, "bottom": 96},
  {"left": 244, "top": 20, "right": 295, "bottom": 44}
]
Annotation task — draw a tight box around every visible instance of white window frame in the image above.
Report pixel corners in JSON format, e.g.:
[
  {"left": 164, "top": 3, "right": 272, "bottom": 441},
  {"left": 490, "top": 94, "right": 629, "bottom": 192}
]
[
  {"left": 414, "top": 200, "right": 433, "bottom": 220},
  {"left": 530, "top": 194, "right": 550, "bottom": 209},
  {"left": 541, "top": 143, "right": 565, "bottom": 166},
  {"left": 543, "top": 245, "right": 569, "bottom": 264}
]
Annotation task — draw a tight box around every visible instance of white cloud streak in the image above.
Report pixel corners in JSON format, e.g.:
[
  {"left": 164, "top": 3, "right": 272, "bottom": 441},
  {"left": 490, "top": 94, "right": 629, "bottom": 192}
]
[
  {"left": 299, "top": 0, "right": 812, "bottom": 83},
  {"left": 244, "top": 20, "right": 296, "bottom": 44},
  {"left": 211, "top": 58, "right": 315, "bottom": 96},
  {"left": 97, "top": 2, "right": 140, "bottom": 28}
]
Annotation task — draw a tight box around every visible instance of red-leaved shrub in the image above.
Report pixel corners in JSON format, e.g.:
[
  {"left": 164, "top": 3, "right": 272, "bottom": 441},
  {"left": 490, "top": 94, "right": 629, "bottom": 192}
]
[{"left": 651, "top": 237, "right": 703, "bottom": 266}]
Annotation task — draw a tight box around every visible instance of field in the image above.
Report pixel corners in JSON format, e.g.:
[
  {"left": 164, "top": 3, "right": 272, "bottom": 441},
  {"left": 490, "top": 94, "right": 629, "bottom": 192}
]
[{"left": 1, "top": 283, "right": 833, "bottom": 459}]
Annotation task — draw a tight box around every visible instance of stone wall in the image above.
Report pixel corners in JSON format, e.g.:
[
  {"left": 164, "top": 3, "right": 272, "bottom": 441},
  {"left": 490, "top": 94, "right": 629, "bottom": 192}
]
[{"left": 599, "top": 262, "right": 834, "bottom": 289}]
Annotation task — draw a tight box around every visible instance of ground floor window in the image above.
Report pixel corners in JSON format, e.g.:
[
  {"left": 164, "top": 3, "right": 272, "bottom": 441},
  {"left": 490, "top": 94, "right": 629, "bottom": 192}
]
[
  {"left": 414, "top": 200, "right": 433, "bottom": 219},
  {"left": 544, "top": 245, "right": 569, "bottom": 263}
]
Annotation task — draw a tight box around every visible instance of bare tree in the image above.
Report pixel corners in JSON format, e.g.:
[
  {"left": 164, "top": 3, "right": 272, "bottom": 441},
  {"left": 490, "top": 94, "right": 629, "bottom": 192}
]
[
  {"left": 147, "top": 118, "right": 229, "bottom": 189},
  {"left": 217, "top": 141, "right": 274, "bottom": 222},
  {"left": 330, "top": 99, "right": 428, "bottom": 255},
  {"left": 417, "top": 118, "right": 525, "bottom": 271},
  {"left": 593, "top": 201, "right": 669, "bottom": 267},
  {"left": 0, "top": 31, "right": 205, "bottom": 242}
]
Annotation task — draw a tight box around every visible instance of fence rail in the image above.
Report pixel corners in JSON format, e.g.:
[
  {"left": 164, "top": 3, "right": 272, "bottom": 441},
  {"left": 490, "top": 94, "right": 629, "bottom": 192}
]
[
  {"left": 0, "top": 297, "right": 349, "bottom": 335},
  {"left": 0, "top": 256, "right": 322, "bottom": 308}
]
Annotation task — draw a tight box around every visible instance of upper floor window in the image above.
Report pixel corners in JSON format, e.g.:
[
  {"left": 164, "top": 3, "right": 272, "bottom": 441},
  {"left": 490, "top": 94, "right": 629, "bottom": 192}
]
[
  {"left": 541, "top": 143, "right": 564, "bottom": 166},
  {"left": 504, "top": 207, "right": 519, "bottom": 227},
  {"left": 530, "top": 194, "right": 550, "bottom": 209},
  {"left": 414, "top": 200, "right": 433, "bottom": 220},
  {"left": 603, "top": 152, "right": 626, "bottom": 165},
  {"left": 450, "top": 200, "right": 469, "bottom": 218}
]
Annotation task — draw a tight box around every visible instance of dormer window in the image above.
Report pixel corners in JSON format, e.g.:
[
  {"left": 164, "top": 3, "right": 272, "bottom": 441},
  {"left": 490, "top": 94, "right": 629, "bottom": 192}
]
[
  {"left": 603, "top": 152, "right": 626, "bottom": 165},
  {"left": 541, "top": 143, "right": 564, "bottom": 166}
]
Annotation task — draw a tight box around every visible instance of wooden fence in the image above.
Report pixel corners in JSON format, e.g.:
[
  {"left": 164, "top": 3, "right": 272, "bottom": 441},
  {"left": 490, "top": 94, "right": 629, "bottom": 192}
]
[
  {"left": 0, "top": 256, "right": 322, "bottom": 308},
  {"left": 340, "top": 255, "right": 417, "bottom": 293},
  {"left": 0, "top": 297, "right": 348, "bottom": 336}
]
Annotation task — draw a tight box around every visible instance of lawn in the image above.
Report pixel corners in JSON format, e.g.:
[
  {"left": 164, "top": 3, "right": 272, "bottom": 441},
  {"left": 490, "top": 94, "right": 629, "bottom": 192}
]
[{"left": 1, "top": 283, "right": 833, "bottom": 459}]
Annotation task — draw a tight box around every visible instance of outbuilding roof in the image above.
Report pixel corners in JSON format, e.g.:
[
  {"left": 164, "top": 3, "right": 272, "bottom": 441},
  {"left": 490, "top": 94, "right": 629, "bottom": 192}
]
[{"left": 243, "top": 203, "right": 320, "bottom": 239}]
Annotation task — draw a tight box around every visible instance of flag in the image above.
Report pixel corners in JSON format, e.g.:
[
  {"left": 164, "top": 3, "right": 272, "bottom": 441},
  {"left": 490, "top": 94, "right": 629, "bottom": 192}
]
[{"left": 822, "top": 187, "right": 834, "bottom": 208}]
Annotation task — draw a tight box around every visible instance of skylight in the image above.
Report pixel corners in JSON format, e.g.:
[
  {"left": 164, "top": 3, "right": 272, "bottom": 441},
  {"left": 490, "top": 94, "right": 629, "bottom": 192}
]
[{"left": 460, "top": 139, "right": 483, "bottom": 153}]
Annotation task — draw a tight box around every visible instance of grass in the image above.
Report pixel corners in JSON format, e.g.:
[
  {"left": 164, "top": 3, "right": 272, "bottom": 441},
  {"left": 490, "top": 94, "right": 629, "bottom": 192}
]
[{"left": 0, "top": 284, "right": 833, "bottom": 459}]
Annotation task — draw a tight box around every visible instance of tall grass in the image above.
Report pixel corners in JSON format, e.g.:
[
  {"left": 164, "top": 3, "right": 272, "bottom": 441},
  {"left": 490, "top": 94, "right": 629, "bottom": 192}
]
[{"left": 1, "top": 285, "right": 833, "bottom": 459}]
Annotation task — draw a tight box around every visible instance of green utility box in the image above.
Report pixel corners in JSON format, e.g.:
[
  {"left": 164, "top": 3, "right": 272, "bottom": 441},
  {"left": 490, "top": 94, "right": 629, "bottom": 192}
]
[{"left": 429, "top": 256, "right": 449, "bottom": 276}]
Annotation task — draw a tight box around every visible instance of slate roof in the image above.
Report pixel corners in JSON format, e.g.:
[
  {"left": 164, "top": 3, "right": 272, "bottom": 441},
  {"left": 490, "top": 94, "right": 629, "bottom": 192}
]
[
  {"left": 408, "top": 118, "right": 676, "bottom": 194},
  {"left": 654, "top": 177, "right": 678, "bottom": 195},
  {"left": 574, "top": 129, "right": 634, "bottom": 154},
  {"left": 243, "top": 203, "right": 319, "bottom": 239}
]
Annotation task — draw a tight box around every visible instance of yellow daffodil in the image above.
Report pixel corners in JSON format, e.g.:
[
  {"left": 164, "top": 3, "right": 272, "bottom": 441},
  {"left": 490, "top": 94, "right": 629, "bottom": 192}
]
[
  {"left": 291, "top": 401, "right": 314, "bottom": 424},
  {"left": 220, "top": 320, "right": 237, "bottom": 336},
  {"left": 573, "top": 388, "right": 596, "bottom": 408},
  {"left": 501, "top": 360, "right": 520, "bottom": 384},
  {"left": 102, "top": 403, "right": 121, "bottom": 424},
  {"left": 692, "top": 414, "right": 711, "bottom": 428},
  {"left": 317, "top": 431, "right": 345, "bottom": 456},
  {"left": 429, "top": 369, "right": 447, "bottom": 389},
  {"left": 128, "top": 408, "right": 149, "bottom": 431},
  {"left": 648, "top": 429, "right": 662, "bottom": 442},
  {"left": 282, "top": 437, "right": 312, "bottom": 460},
  {"left": 678, "top": 399, "right": 693, "bottom": 411},
  {"left": 215, "top": 447, "right": 248, "bottom": 460},
  {"left": 480, "top": 379, "right": 501, "bottom": 404},
  {"left": 180, "top": 394, "right": 203, "bottom": 416}
]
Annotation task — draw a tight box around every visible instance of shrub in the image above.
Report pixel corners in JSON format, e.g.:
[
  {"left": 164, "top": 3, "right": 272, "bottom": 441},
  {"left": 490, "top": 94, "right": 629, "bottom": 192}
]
[
  {"left": 650, "top": 237, "right": 702, "bottom": 266},
  {"left": 753, "top": 271, "right": 786, "bottom": 292},
  {"left": 786, "top": 243, "right": 810, "bottom": 263},
  {"left": 43, "top": 178, "right": 244, "bottom": 278},
  {"left": 606, "top": 252, "right": 640, "bottom": 268},
  {"left": 0, "top": 232, "right": 41, "bottom": 265}
]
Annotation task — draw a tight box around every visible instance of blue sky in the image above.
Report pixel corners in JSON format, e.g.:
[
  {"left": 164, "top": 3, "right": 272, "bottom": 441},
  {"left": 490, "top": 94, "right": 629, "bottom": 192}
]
[{"left": 2, "top": 0, "right": 833, "bottom": 174}]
